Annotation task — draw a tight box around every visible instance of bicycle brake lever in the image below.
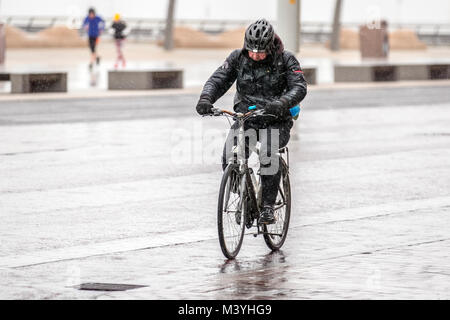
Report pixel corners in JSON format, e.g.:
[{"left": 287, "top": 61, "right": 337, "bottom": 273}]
[
  {"left": 200, "top": 107, "right": 220, "bottom": 117},
  {"left": 255, "top": 109, "right": 278, "bottom": 118},
  {"left": 247, "top": 109, "right": 265, "bottom": 118},
  {"left": 212, "top": 108, "right": 223, "bottom": 116}
]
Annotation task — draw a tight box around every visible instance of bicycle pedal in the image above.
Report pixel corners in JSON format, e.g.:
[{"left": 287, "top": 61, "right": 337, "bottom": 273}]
[{"left": 258, "top": 218, "right": 276, "bottom": 225}]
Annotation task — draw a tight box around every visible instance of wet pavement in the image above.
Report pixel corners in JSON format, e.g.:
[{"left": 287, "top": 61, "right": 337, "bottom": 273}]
[{"left": 1, "top": 84, "right": 450, "bottom": 299}]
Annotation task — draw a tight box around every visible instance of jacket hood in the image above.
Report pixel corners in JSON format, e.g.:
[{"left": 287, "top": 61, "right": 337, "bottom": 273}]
[{"left": 271, "top": 33, "right": 284, "bottom": 56}]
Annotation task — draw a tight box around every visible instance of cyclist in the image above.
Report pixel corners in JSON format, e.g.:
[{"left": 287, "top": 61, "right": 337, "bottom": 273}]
[
  {"left": 196, "top": 19, "right": 307, "bottom": 224},
  {"left": 82, "top": 7, "right": 105, "bottom": 70}
]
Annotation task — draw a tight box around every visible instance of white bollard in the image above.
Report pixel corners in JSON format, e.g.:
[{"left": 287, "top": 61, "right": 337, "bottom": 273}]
[{"left": 276, "top": 0, "right": 301, "bottom": 53}]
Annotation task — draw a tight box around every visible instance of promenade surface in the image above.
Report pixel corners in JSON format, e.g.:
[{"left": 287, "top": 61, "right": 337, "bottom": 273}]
[{"left": 1, "top": 82, "right": 449, "bottom": 299}]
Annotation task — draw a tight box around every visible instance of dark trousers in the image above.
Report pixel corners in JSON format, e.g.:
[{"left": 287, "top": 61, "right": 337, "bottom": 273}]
[
  {"left": 222, "top": 121, "right": 291, "bottom": 206},
  {"left": 88, "top": 37, "right": 98, "bottom": 53}
]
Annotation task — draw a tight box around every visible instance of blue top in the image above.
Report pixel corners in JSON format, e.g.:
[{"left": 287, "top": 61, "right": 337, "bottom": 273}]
[{"left": 83, "top": 16, "right": 105, "bottom": 38}]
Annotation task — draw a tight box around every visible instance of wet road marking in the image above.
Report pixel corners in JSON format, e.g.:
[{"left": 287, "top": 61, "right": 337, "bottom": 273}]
[
  {"left": 295, "top": 195, "right": 450, "bottom": 226},
  {"left": 303, "top": 237, "right": 450, "bottom": 267},
  {"left": 0, "top": 229, "right": 218, "bottom": 269},
  {"left": 1, "top": 195, "right": 449, "bottom": 269}
]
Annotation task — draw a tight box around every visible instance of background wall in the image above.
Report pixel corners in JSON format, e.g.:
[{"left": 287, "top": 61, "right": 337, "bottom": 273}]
[{"left": 0, "top": 0, "right": 449, "bottom": 24}]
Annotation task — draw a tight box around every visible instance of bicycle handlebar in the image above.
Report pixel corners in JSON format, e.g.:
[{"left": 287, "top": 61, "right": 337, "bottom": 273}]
[{"left": 206, "top": 107, "right": 275, "bottom": 120}]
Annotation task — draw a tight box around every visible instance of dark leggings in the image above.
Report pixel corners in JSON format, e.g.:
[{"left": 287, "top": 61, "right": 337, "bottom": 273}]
[
  {"left": 222, "top": 122, "right": 291, "bottom": 206},
  {"left": 88, "top": 37, "right": 97, "bottom": 53}
]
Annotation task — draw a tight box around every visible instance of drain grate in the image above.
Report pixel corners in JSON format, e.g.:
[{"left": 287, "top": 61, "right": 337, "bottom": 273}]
[{"left": 75, "top": 283, "right": 147, "bottom": 291}]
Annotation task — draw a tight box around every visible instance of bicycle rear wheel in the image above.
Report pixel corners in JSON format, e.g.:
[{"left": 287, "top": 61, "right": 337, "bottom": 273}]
[
  {"left": 263, "top": 158, "right": 291, "bottom": 251},
  {"left": 218, "top": 164, "right": 246, "bottom": 259}
]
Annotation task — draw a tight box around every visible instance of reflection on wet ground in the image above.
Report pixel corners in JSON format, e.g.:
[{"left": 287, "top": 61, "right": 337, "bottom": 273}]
[
  {"left": 218, "top": 251, "right": 289, "bottom": 299},
  {"left": 89, "top": 68, "right": 100, "bottom": 87}
]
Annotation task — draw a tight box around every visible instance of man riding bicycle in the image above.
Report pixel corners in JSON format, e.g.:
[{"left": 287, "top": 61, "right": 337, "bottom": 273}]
[{"left": 196, "top": 19, "right": 307, "bottom": 225}]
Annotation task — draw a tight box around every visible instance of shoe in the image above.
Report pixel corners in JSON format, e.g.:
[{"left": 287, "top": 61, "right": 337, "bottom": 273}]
[
  {"left": 259, "top": 205, "right": 275, "bottom": 225},
  {"left": 96, "top": 56, "right": 101, "bottom": 65},
  {"left": 88, "top": 63, "right": 93, "bottom": 70}
]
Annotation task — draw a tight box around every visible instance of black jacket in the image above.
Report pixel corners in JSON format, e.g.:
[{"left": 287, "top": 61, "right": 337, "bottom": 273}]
[
  {"left": 199, "top": 35, "right": 307, "bottom": 126},
  {"left": 112, "top": 21, "right": 127, "bottom": 39}
]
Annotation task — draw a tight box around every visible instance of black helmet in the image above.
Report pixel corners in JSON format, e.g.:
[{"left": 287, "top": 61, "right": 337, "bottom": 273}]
[{"left": 244, "top": 19, "right": 274, "bottom": 53}]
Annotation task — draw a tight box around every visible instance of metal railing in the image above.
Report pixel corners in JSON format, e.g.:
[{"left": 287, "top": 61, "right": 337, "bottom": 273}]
[{"left": 2, "top": 16, "right": 450, "bottom": 45}]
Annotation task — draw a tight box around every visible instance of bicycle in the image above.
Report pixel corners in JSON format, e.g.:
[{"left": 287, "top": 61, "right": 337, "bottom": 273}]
[{"left": 207, "top": 106, "right": 291, "bottom": 259}]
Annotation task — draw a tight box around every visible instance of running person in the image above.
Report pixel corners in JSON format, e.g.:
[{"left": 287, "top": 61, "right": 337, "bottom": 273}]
[
  {"left": 196, "top": 19, "right": 307, "bottom": 224},
  {"left": 82, "top": 8, "right": 105, "bottom": 70},
  {"left": 111, "top": 13, "right": 127, "bottom": 69}
]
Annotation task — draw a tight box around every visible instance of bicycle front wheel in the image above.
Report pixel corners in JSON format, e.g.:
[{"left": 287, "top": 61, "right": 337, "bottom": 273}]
[{"left": 218, "top": 164, "right": 246, "bottom": 259}]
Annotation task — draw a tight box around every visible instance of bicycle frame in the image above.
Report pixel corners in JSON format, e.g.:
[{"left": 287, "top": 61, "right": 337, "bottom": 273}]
[
  {"left": 210, "top": 107, "right": 289, "bottom": 236},
  {"left": 228, "top": 112, "right": 260, "bottom": 224}
]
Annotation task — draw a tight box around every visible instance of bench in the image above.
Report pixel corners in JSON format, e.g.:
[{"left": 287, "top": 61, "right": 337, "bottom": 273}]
[
  {"left": 108, "top": 70, "right": 183, "bottom": 90},
  {"left": 0, "top": 73, "right": 10, "bottom": 81},
  {"left": 334, "top": 63, "right": 450, "bottom": 82},
  {"left": 0, "top": 72, "right": 67, "bottom": 93}
]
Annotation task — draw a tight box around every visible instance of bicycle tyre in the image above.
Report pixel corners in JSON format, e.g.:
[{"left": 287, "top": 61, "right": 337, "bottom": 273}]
[{"left": 218, "top": 164, "right": 246, "bottom": 259}]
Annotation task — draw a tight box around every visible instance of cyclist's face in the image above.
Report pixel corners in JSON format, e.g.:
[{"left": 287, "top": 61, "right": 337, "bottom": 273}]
[{"left": 248, "top": 51, "right": 267, "bottom": 61}]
